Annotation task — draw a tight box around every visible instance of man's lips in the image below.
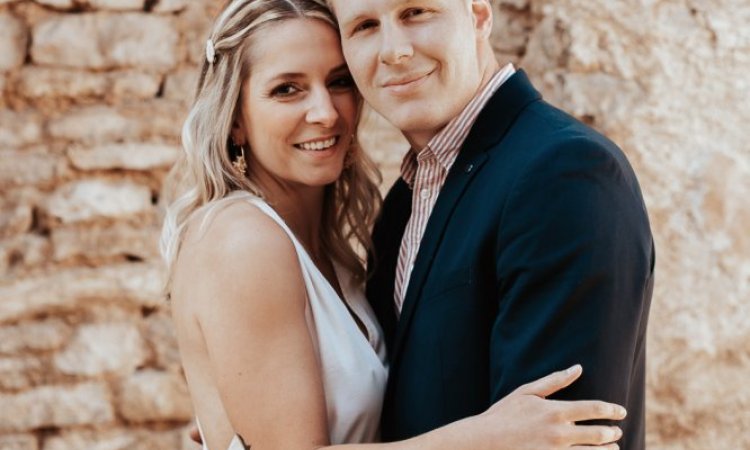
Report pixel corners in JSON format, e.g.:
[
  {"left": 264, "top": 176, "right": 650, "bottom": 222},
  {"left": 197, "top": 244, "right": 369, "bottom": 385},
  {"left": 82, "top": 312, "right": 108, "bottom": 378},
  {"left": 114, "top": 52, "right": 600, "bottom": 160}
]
[{"left": 381, "top": 69, "right": 434, "bottom": 93}]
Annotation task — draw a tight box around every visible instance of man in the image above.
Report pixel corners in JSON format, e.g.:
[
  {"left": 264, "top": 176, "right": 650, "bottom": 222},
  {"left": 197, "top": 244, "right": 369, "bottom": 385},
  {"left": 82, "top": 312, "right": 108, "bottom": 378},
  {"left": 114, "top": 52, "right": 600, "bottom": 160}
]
[{"left": 328, "top": 0, "right": 654, "bottom": 449}]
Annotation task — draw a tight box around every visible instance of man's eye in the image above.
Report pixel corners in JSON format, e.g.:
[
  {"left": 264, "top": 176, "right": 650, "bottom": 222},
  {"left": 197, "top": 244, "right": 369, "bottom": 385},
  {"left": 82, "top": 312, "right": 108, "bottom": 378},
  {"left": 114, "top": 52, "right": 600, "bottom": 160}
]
[
  {"left": 352, "top": 19, "right": 378, "bottom": 34},
  {"left": 270, "top": 84, "right": 300, "bottom": 97},
  {"left": 403, "top": 8, "right": 427, "bottom": 19}
]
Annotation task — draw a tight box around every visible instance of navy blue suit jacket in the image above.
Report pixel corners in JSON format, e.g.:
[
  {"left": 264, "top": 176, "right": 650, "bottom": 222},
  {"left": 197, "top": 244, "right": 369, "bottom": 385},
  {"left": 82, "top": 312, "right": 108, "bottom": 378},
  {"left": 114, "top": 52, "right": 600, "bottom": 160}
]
[{"left": 366, "top": 70, "right": 654, "bottom": 449}]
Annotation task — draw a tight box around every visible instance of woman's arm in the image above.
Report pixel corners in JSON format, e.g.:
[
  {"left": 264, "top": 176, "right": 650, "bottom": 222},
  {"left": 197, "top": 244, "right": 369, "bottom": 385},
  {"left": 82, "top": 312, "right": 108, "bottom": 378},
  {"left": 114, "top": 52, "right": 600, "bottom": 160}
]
[{"left": 180, "top": 204, "right": 625, "bottom": 450}]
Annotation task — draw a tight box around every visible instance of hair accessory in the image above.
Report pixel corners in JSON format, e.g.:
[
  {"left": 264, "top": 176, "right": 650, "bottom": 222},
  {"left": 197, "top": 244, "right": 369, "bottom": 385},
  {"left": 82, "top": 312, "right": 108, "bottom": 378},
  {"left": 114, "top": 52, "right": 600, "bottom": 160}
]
[
  {"left": 232, "top": 144, "right": 248, "bottom": 175},
  {"left": 206, "top": 39, "right": 216, "bottom": 65}
]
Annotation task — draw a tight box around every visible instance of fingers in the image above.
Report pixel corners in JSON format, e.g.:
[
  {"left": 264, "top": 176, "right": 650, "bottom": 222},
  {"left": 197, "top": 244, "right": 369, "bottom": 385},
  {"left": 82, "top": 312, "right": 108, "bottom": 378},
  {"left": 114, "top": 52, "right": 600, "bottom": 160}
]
[
  {"left": 554, "top": 399, "right": 627, "bottom": 422},
  {"left": 515, "top": 364, "right": 582, "bottom": 398},
  {"left": 567, "top": 424, "right": 623, "bottom": 446}
]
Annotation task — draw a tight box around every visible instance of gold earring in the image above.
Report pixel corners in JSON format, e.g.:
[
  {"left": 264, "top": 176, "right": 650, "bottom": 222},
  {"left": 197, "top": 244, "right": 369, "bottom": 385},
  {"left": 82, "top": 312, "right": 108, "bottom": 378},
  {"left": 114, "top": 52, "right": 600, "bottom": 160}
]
[{"left": 232, "top": 145, "right": 248, "bottom": 175}]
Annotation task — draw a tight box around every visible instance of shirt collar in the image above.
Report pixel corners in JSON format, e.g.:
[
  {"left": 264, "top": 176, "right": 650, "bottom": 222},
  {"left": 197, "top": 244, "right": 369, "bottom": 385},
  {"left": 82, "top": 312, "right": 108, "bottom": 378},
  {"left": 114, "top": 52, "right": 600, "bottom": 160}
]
[{"left": 400, "top": 64, "right": 516, "bottom": 186}]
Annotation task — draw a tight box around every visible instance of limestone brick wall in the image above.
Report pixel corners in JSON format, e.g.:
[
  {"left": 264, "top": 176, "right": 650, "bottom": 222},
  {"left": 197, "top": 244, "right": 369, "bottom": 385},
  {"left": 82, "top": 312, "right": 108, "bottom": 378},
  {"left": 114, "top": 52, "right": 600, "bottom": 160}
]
[{"left": 0, "top": 0, "right": 747, "bottom": 449}]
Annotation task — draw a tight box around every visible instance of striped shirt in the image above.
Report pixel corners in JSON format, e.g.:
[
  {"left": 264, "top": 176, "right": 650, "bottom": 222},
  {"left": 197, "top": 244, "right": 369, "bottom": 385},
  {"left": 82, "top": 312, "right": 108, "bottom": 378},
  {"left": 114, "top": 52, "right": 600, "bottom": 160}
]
[{"left": 394, "top": 64, "right": 516, "bottom": 314}]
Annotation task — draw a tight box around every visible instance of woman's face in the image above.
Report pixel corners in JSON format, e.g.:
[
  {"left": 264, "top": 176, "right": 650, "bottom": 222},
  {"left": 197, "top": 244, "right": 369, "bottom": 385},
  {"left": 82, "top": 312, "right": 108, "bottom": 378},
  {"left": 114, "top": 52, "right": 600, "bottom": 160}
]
[{"left": 234, "top": 18, "right": 358, "bottom": 192}]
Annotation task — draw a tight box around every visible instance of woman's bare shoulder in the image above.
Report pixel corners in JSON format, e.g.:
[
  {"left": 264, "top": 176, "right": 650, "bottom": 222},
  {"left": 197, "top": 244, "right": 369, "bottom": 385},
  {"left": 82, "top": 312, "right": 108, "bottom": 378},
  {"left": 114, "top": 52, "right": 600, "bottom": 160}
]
[{"left": 172, "top": 199, "right": 304, "bottom": 315}]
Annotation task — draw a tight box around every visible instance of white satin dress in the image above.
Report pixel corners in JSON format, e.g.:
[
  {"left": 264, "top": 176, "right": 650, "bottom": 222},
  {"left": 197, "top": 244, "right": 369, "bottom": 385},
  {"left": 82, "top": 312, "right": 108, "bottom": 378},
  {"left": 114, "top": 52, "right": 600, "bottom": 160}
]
[{"left": 199, "top": 194, "right": 389, "bottom": 449}]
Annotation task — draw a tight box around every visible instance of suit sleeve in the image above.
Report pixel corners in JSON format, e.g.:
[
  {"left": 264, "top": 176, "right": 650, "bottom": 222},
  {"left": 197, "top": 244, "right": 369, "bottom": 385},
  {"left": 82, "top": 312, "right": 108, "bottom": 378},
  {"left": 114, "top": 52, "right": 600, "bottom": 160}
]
[{"left": 490, "top": 137, "right": 654, "bottom": 408}]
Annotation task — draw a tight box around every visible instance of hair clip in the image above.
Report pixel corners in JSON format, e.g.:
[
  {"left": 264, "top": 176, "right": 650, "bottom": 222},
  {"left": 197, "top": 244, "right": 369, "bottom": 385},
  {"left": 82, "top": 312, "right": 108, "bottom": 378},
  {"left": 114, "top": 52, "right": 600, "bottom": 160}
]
[{"left": 206, "top": 39, "right": 216, "bottom": 65}]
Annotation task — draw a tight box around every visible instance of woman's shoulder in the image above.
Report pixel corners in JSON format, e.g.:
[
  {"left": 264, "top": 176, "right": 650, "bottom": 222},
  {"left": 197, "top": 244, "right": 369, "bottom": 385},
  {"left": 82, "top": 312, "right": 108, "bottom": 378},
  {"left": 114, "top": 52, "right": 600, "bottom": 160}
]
[
  {"left": 172, "top": 197, "right": 304, "bottom": 312},
  {"left": 183, "top": 197, "right": 295, "bottom": 262}
]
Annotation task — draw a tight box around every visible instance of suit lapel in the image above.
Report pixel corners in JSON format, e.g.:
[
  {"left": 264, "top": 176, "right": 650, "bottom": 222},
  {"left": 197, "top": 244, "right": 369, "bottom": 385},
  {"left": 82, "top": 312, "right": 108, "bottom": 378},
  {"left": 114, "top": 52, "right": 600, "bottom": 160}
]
[{"left": 389, "top": 70, "right": 543, "bottom": 364}]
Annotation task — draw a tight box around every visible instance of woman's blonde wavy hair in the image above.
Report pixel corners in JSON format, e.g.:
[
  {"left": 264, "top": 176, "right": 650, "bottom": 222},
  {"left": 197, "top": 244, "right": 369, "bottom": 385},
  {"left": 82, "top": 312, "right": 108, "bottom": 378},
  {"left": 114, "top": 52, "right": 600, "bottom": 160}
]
[{"left": 160, "top": 0, "right": 382, "bottom": 293}]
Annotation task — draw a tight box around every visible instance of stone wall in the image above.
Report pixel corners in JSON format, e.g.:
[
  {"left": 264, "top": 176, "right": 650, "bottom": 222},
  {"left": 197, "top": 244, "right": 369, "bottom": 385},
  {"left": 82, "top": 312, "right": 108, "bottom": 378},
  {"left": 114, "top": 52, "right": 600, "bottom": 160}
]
[{"left": 0, "top": 0, "right": 747, "bottom": 449}]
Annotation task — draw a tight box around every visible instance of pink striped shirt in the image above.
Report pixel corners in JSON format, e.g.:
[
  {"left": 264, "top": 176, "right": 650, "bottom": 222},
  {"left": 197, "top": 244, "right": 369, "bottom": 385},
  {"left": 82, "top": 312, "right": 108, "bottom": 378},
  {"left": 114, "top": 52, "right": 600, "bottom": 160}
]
[{"left": 394, "top": 64, "right": 516, "bottom": 314}]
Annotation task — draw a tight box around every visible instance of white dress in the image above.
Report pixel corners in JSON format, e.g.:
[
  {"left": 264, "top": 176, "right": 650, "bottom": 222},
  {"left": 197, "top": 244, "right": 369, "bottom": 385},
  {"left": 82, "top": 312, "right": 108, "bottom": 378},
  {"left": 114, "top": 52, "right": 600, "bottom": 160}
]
[{"left": 199, "top": 195, "right": 389, "bottom": 449}]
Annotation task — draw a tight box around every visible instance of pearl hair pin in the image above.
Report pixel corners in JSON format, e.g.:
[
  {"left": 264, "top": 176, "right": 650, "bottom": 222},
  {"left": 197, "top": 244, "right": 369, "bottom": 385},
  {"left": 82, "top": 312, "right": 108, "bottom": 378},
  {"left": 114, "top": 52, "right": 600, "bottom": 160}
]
[{"left": 206, "top": 39, "right": 216, "bottom": 65}]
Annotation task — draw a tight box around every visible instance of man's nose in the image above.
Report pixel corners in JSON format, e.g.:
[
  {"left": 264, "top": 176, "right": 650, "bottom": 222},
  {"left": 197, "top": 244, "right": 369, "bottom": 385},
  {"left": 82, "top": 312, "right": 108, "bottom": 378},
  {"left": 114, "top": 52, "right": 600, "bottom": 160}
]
[{"left": 379, "top": 22, "right": 414, "bottom": 65}]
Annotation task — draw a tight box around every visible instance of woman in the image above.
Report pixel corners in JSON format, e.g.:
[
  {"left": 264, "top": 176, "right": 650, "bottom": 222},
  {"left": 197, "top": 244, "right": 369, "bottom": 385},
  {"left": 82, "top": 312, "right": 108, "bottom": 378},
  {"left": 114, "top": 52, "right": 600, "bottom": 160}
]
[{"left": 161, "top": 1, "right": 627, "bottom": 449}]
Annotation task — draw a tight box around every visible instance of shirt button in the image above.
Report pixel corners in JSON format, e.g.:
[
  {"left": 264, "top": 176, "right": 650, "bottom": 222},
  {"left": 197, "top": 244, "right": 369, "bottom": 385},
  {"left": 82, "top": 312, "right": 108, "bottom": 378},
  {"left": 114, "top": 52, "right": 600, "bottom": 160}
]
[{"left": 420, "top": 188, "right": 430, "bottom": 200}]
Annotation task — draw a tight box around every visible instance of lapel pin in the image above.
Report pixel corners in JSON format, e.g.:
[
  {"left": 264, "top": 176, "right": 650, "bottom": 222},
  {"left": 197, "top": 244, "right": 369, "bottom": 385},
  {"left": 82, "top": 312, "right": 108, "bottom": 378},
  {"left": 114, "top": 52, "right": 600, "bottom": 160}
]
[{"left": 464, "top": 163, "right": 474, "bottom": 173}]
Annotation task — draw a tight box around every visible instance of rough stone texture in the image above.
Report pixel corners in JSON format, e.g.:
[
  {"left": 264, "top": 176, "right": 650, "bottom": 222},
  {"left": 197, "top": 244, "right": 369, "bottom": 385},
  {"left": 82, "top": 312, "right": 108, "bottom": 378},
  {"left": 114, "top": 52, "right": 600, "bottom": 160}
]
[
  {"left": 0, "top": 263, "right": 164, "bottom": 322},
  {"left": 51, "top": 222, "right": 160, "bottom": 262},
  {"left": 45, "top": 179, "right": 153, "bottom": 224},
  {"left": 47, "top": 106, "right": 138, "bottom": 143},
  {"left": 0, "top": 318, "right": 71, "bottom": 355},
  {"left": 31, "top": 13, "right": 178, "bottom": 70},
  {"left": 53, "top": 322, "right": 147, "bottom": 376},
  {"left": 0, "top": 0, "right": 745, "bottom": 447},
  {"left": 43, "top": 429, "right": 183, "bottom": 450},
  {"left": 67, "top": 143, "right": 180, "bottom": 171},
  {"left": 0, "top": 11, "right": 27, "bottom": 72},
  {"left": 117, "top": 370, "right": 193, "bottom": 422},
  {"left": 0, "top": 434, "right": 38, "bottom": 450},
  {"left": 0, "top": 202, "right": 33, "bottom": 239},
  {"left": 0, "top": 150, "right": 66, "bottom": 189},
  {"left": 0, "top": 110, "right": 44, "bottom": 148},
  {"left": 0, "top": 383, "right": 114, "bottom": 432},
  {"left": 0, "top": 234, "right": 52, "bottom": 276},
  {"left": 143, "top": 311, "right": 181, "bottom": 371}
]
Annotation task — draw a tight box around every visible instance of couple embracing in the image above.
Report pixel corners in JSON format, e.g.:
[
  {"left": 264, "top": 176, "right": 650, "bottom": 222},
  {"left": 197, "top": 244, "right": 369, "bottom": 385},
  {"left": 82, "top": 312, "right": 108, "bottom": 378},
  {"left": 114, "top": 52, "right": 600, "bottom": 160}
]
[{"left": 161, "top": 0, "right": 654, "bottom": 449}]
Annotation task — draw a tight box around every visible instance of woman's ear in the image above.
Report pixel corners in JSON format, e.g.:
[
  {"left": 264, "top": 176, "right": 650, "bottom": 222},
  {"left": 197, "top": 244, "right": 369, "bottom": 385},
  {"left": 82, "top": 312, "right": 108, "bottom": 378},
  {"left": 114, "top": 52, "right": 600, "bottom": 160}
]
[{"left": 230, "top": 112, "right": 247, "bottom": 147}]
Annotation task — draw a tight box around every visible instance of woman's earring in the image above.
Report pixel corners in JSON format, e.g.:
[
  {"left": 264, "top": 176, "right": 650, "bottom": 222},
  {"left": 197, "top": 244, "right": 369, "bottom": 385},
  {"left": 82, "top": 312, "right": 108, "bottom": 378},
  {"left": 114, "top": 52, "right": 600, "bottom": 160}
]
[{"left": 232, "top": 145, "right": 248, "bottom": 175}]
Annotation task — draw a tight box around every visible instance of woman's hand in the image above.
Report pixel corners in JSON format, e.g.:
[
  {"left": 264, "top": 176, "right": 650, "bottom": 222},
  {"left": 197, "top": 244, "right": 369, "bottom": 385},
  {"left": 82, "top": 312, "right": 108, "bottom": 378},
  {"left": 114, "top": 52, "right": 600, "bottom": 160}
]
[{"left": 465, "top": 365, "right": 626, "bottom": 450}]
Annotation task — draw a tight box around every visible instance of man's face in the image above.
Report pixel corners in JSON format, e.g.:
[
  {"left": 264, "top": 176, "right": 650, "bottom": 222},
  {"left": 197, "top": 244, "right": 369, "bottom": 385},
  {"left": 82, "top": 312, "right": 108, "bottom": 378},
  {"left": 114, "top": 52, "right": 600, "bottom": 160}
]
[{"left": 331, "top": 0, "right": 490, "bottom": 148}]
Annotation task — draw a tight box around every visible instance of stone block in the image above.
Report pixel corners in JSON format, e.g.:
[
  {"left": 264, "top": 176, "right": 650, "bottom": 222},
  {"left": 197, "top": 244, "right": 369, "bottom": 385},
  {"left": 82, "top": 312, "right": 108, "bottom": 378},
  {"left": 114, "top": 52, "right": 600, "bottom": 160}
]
[
  {"left": 51, "top": 222, "right": 160, "bottom": 262},
  {"left": 109, "top": 71, "right": 161, "bottom": 100},
  {"left": 47, "top": 106, "right": 137, "bottom": 143},
  {"left": 0, "top": 382, "right": 114, "bottom": 432},
  {"left": 163, "top": 67, "right": 198, "bottom": 102},
  {"left": 0, "top": 12, "right": 27, "bottom": 72},
  {"left": 0, "top": 150, "right": 65, "bottom": 189},
  {"left": 43, "top": 429, "right": 182, "bottom": 450},
  {"left": 17, "top": 67, "right": 108, "bottom": 99},
  {"left": 0, "top": 263, "right": 165, "bottom": 323},
  {"left": 0, "top": 234, "right": 52, "bottom": 275},
  {"left": 0, "top": 434, "right": 38, "bottom": 450},
  {"left": 144, "top": 311, "right": 181, "bottom": 371},
  {"left": 53, "top": 322, "right": 147, "bottom": 376},
  {"left": 118, "top": 370, "right": 192, "bottom": 422},
  {"left": 0, "top": 356, "right": 44, "bottom": 390},
  {"left": 67, "top": 143, "right": 180, "bottom": 171},
  {"left": 31, "top": 13, "right": 178, "bottom": 70},
  {"left": 88, "top": 0, "right": 144, "bottom": 10},
  {"left": 45, "top": 179, "right": 153, "bottom": 223},
  {"left": 0, "top": 110, "right": 44, "bottom": 148},
  {"left": 0, "top": 202, "right": 33, "bottom": 238},
  {"left": 0, "top": 318, "right": 72, "bottom": 355},
  {"left": 153, "top": 0, "right": 188, "bottom": 13},
  {"left": 32, "top": 0, "right": 74, "bottom": 8}
]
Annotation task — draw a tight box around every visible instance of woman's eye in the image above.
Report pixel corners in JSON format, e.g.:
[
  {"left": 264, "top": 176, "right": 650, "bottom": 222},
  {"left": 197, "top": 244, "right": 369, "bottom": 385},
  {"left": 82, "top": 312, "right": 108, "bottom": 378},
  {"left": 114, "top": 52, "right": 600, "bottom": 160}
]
[
  {"left": 270, "top": 83, "right": 300, "bottom": 97},
  {"left": 330, "top": 75, "right": 355, "bottom": 90}
]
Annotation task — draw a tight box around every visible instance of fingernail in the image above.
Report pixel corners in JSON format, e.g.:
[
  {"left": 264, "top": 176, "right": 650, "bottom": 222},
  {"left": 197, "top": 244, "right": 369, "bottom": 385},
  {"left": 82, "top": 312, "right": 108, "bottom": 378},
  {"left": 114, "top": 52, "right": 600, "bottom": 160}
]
[
  {"left": 614, "top": 427, "right": 623, "bottom": 439},
  {"left": 566, "top": 364, "right": 582, "bottom": 374},
  {"left": 617, "top": 406, "right": 627, "bottom": 418}
]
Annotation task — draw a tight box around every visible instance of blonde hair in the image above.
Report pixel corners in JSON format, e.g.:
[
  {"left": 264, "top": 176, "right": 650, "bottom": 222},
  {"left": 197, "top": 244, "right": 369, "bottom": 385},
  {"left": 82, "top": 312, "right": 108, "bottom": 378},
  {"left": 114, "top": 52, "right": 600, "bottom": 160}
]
[{"left": 160, "top": 0, "right": 381, "bottom": 292}]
